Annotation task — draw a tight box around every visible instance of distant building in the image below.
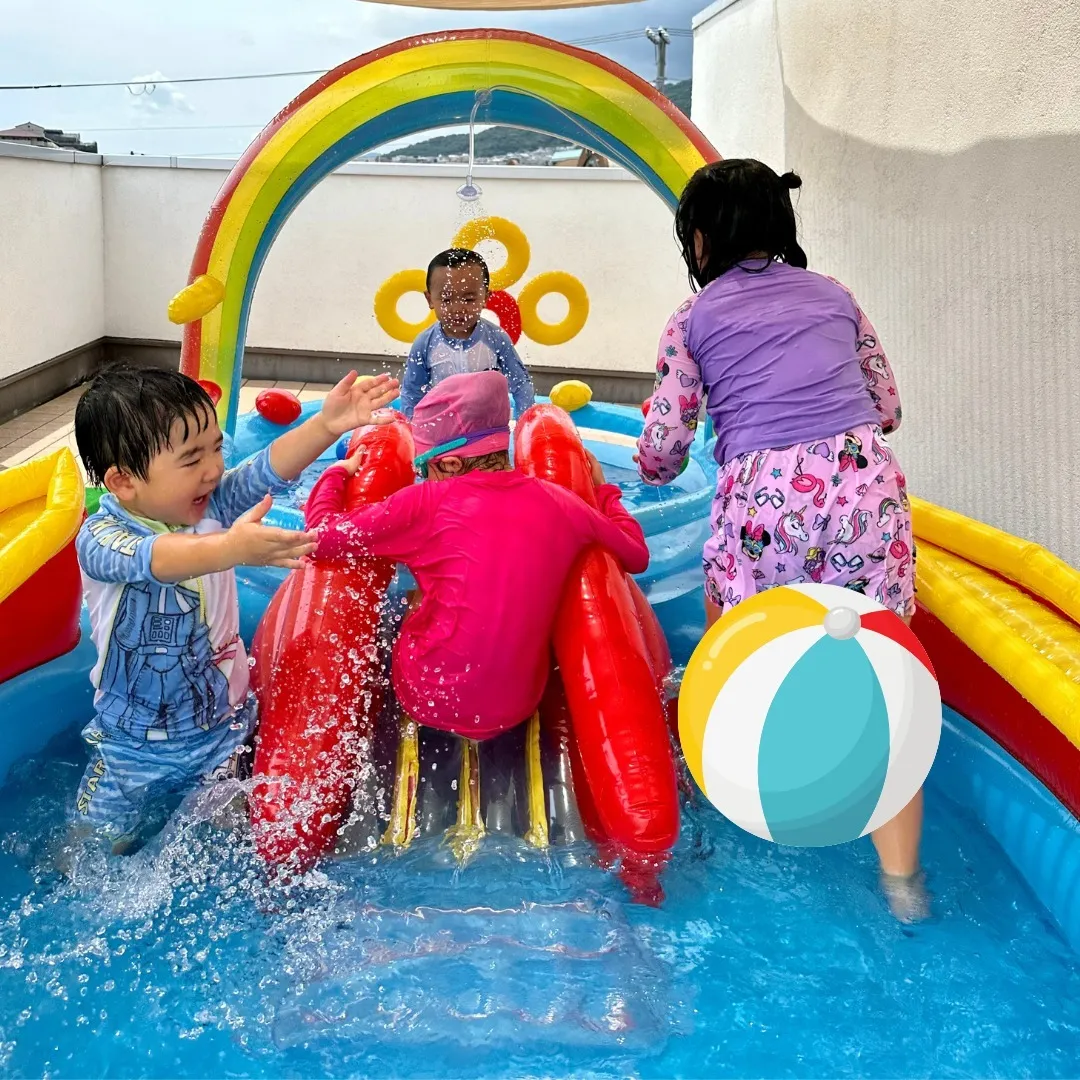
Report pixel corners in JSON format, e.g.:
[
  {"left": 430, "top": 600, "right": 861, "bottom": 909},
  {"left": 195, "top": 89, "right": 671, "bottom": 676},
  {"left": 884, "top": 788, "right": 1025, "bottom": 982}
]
[
  {"left": 550, "top": 147, "right": 609, "bottom": 168},
  {"left": 0, "top": 122, "right": 98, "bottom": 154}
]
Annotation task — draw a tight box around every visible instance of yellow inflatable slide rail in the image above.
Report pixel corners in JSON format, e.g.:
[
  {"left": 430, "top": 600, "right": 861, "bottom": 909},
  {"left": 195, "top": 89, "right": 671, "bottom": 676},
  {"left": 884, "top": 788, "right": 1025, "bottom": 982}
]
[
  {"left": 0, "top": 448, "right": 84, "bottom": 605},
  {"left": 911, "top": 497, "right": 1080, "bottom": 749}
]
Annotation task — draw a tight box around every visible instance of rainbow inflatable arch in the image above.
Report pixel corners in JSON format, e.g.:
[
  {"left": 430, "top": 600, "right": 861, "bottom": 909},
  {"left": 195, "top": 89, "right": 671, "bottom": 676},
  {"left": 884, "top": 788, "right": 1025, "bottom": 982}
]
[{"left": 172, "top": 29, "right": 717, "bottom": 432}]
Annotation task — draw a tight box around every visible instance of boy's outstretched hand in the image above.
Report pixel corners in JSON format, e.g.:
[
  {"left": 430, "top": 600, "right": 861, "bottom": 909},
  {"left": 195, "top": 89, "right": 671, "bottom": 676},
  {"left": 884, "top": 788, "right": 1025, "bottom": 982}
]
[
  {"left": 151, "top": 495, "right": 318, "bottom": 582},
  {"left": 226, "top": 495, "right": 318, "bottom": 569},
  {"left": 320, "top": 371, "right": 400, "bottom": 437},
  {"left": 268, "top": 371, "right": 400, "bottom": 485}
]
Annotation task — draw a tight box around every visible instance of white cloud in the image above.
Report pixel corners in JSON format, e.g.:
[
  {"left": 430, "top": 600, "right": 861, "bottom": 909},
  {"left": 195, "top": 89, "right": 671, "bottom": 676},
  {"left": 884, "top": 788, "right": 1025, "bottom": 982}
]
[{"left": 125, "top": 71, "right": 195, "bottom": 118}]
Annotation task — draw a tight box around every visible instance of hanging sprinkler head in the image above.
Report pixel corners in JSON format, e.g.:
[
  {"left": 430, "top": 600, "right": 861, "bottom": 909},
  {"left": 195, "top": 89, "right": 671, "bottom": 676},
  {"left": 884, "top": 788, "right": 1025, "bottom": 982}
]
[{"left": 457, "top": 89, "right": 494, "bottom": 204}]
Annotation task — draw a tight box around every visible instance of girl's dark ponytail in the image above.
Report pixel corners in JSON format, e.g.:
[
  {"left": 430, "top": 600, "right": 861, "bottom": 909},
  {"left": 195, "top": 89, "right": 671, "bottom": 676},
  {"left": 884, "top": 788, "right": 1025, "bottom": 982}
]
[
  {"left": 675, "top": 159, "right": 810, "bottom": 287},
  {"left": 777, "top": 170, "right": 807, "bottom": 267}
]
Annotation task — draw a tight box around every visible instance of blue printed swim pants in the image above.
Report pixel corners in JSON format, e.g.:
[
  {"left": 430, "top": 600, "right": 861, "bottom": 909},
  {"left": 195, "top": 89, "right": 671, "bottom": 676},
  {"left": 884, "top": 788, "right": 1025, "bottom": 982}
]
[{"left": 73, "top": 696, "right": 257, "bottom": 848}]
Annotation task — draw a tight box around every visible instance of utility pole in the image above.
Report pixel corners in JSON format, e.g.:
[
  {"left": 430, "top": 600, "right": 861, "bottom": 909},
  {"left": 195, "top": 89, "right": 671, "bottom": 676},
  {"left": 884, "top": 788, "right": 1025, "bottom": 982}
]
[{"left": 645, "top": 27, "right": 671, "bottom": 94}]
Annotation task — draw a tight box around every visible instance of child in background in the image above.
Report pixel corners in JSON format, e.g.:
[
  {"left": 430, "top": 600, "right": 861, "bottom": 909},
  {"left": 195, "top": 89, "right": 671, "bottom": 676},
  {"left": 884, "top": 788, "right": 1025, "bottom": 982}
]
[
  {"left": 399, "top": 249, "right": 535, "bottom": 419},
  {"left": 637, "top": 159, "right": 926, "bottom": 922},
  {"left": 73, "top": 365, "right": 399, "bottom": 852},
  {"left": 305, "top": 369, "right": 648, "bottom": 740}
]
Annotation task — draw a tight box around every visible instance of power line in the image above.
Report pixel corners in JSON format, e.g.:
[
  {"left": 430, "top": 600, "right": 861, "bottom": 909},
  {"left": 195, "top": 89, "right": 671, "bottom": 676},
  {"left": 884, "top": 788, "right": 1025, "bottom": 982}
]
[
  {"left": 0, "top": 68, "right": 327, "bottom": 92},
  {"left": 566, "top": 31, "right": 644, "bottom": 46},
  {"left": 565, "top": 27, "right": 691, "bottom": 47},
  {"left": 0, "top": 29, "right": 692, "bottom": 92},
  {"left": 80, "top": 123, "right": 265, "bottom": 132}
]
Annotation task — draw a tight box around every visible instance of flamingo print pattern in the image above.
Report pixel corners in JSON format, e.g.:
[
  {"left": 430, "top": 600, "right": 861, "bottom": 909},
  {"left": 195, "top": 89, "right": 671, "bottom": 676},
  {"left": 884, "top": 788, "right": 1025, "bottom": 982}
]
[
  {"left": 637, "top": 293, "right": 912, "bottom": 619},
  {"left": 703, "top": 424, "right": 914, "bottom": 618}
]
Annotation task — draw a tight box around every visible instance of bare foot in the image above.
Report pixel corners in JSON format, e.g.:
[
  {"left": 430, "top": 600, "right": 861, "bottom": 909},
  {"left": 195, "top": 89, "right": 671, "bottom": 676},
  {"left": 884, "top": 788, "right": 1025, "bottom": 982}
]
[{"left": 881, "top": 869, "right": 931, "bottom": 923}]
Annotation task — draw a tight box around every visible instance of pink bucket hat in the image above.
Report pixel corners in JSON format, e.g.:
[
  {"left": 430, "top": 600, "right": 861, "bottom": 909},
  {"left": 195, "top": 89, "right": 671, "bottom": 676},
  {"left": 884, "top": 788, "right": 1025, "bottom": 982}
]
[{"left": 411, "top": 370, "right": 511, "bottom": 471}]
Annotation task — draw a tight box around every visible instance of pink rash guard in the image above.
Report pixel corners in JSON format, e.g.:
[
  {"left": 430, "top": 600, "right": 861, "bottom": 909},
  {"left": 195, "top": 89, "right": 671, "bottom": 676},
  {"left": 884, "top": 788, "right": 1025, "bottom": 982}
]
[{"left": 305, "top": 465, "right": 650, "bottom": 739}]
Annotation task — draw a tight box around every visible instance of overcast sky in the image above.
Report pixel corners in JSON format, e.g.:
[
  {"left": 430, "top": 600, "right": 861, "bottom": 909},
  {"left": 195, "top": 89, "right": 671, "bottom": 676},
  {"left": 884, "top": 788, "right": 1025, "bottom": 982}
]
[{"left": 0, "top": 0, "right": 701, "bottom": 157}]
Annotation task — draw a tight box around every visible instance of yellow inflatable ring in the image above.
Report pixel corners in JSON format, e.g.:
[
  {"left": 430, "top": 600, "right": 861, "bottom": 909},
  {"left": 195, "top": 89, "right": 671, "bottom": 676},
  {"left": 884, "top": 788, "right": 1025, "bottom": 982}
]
[
  {"left": 451, "top": 216, "right": 531, "bottom": 292},
  {"left": 517, "top": 272, "right": 590, "bottom": 347},
  {"left": 374, "top": 269, "right": 436, "bottom": 343}
]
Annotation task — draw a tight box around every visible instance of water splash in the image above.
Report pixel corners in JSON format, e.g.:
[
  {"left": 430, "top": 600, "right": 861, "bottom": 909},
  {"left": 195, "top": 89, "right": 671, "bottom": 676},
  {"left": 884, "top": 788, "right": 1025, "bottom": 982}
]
[{"left": 4, "top": 733, "right": 1080, "bottom": 1076}]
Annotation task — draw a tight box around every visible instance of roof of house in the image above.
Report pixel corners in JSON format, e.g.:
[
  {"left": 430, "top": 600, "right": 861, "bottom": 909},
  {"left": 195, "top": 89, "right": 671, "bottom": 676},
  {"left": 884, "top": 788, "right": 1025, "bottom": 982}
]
[
  {"left": 0, "top": 122, "right": 98, "bottom": 153},
  {"left": 0, "top": 122, "right": 49, "bottom": 140}
]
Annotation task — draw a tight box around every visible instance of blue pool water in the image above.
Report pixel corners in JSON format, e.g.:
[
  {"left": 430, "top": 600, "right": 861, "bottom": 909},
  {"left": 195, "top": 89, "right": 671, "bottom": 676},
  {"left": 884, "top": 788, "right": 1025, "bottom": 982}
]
[
  {"left": 4, "top": 402, "right": 1078, "bottom": 1075},
  {"left": 2, "top": 719, "right": 1080, "bottom": 1078}
]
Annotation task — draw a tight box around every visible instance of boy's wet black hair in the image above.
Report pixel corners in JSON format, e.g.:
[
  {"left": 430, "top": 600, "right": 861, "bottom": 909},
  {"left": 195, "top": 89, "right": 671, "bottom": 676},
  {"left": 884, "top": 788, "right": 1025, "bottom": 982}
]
[
  {"left": 674, "top": 159, "right": 808, "bottom": 290},
  {"left": 75, "top": 364, "right": 217, "bottom": 486},
  {"left": 426, "top": 248, "right": 491, "bottom": 292}
]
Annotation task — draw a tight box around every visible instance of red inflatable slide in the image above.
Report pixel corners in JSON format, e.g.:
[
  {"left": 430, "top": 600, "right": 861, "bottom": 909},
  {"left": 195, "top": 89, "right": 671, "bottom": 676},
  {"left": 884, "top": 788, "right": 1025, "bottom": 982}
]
[
  {"left": 248, "top": 416, "right": 414, "bottom": 871},
  {"left": 248, "top": 405, "right": 681, "bottom": 899},
  {"left": 515, "top": 405, "right": 680, "bottom": 901}
]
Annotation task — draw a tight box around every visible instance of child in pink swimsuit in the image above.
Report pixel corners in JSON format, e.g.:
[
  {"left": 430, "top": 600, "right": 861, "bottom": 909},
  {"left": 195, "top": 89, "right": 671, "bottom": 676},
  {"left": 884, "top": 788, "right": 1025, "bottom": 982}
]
[
  {"left": 305, "top": 370, "right": 649, "bottom": 739},
  {"left": 637, "top": 159, "right": 926, "bottom": 921}
]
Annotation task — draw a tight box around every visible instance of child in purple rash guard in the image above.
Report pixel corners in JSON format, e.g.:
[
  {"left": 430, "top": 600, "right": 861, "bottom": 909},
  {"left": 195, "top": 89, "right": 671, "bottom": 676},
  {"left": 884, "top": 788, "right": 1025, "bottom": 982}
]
[
  {"left": 637, "top": 159, "right": 926, "bottom": 923},
  {"left": 639, "top": 160, "right": 911, "bottom": 624}
]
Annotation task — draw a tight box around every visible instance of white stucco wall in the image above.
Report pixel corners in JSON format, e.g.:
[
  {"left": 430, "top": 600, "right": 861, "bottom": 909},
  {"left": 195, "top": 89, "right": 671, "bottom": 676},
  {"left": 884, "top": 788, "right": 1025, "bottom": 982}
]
[
  {"left": 102, "top": 159, "right": 687, "bottom": 373},
  {"left": 0, "top": 149, "right": 104, "bottom": 381},
  {"left": 691, "top": 0, "right": 784, "bottom": 165},
  {"left": 693, "top": 0, "right": 1080, "bottom": 566}
]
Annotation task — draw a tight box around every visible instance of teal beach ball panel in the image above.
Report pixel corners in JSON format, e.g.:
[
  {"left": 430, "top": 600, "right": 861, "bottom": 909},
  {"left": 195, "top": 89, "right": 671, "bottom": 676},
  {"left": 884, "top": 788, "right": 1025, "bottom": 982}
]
[
  {"left": 701, "top": 626, "right": 827, "bottom": 841},
  {"left": 758, "top": 633, "right": 891, "bottom": 847}
]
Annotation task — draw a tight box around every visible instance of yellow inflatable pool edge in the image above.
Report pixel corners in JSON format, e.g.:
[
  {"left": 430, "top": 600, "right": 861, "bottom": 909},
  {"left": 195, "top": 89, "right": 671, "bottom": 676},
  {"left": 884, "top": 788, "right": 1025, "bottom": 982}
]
[
  {"left": 0, "top": 448, "right": 85, "bottom": 605},
  {"left": 912, "top": 496, "right": 1080, "bottom": 626},
  {"left": 915, "top": 542, "right": 1080, "bottom": 748},
  {"left": 911, "top": 497, "right": 1080, "bottom": 750}
]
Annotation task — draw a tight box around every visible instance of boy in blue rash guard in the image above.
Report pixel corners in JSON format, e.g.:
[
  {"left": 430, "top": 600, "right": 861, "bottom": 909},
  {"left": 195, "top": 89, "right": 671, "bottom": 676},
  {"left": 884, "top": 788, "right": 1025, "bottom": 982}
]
[
  {"left": 399, "top": 248, "right": 535, "bottom": 419},
  {"left": 72, "top": 364, "right": 399, "bottom": 853}
]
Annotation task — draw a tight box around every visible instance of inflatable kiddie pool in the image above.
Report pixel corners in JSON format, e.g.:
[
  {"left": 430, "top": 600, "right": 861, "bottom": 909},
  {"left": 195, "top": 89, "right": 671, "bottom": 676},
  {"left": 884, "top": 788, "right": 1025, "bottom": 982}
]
[{"left": 0, "top": 28, "right": 1077, "bottom": 954}]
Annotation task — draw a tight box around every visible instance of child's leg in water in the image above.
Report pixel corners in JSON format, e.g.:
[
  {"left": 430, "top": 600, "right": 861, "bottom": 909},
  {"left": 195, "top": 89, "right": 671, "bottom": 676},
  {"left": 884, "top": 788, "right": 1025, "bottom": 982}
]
[
  {"left": 704, "top": 589, "right": 928, "bottom": 920},
  {"left": 197, "top": 735, "right": 255, "bottom": 833},
  {"left": 70, "top": 723, "right": 188, "bottom": 859},
  {"left": 870, "top": 610, "right": 928, "bottom": 922}
]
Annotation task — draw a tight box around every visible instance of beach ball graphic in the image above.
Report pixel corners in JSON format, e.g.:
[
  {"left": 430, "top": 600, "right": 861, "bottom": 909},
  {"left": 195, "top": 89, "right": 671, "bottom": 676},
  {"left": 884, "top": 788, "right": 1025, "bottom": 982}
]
[{"left": 679, "top": 584, "right": 941, "bottom": 847}]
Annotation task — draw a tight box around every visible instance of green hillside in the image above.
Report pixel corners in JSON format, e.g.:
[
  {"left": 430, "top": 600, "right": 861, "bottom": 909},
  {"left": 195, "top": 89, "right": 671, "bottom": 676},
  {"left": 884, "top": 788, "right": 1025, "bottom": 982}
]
[
  {"left": 665, "top": 80, "right": 692, "bottom": 115},
  {"left": 394, "top": 79, "right": 692, "bottom": 160},
  {"left": 393, "top": 127, "right": 564, "bottom": 160}
]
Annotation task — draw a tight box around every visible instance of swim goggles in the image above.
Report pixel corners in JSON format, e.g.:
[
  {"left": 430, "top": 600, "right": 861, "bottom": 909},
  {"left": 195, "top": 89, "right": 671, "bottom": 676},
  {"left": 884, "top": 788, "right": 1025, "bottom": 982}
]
[{"left": 413, "top": 426, "right": 509, "bottom": 479}]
